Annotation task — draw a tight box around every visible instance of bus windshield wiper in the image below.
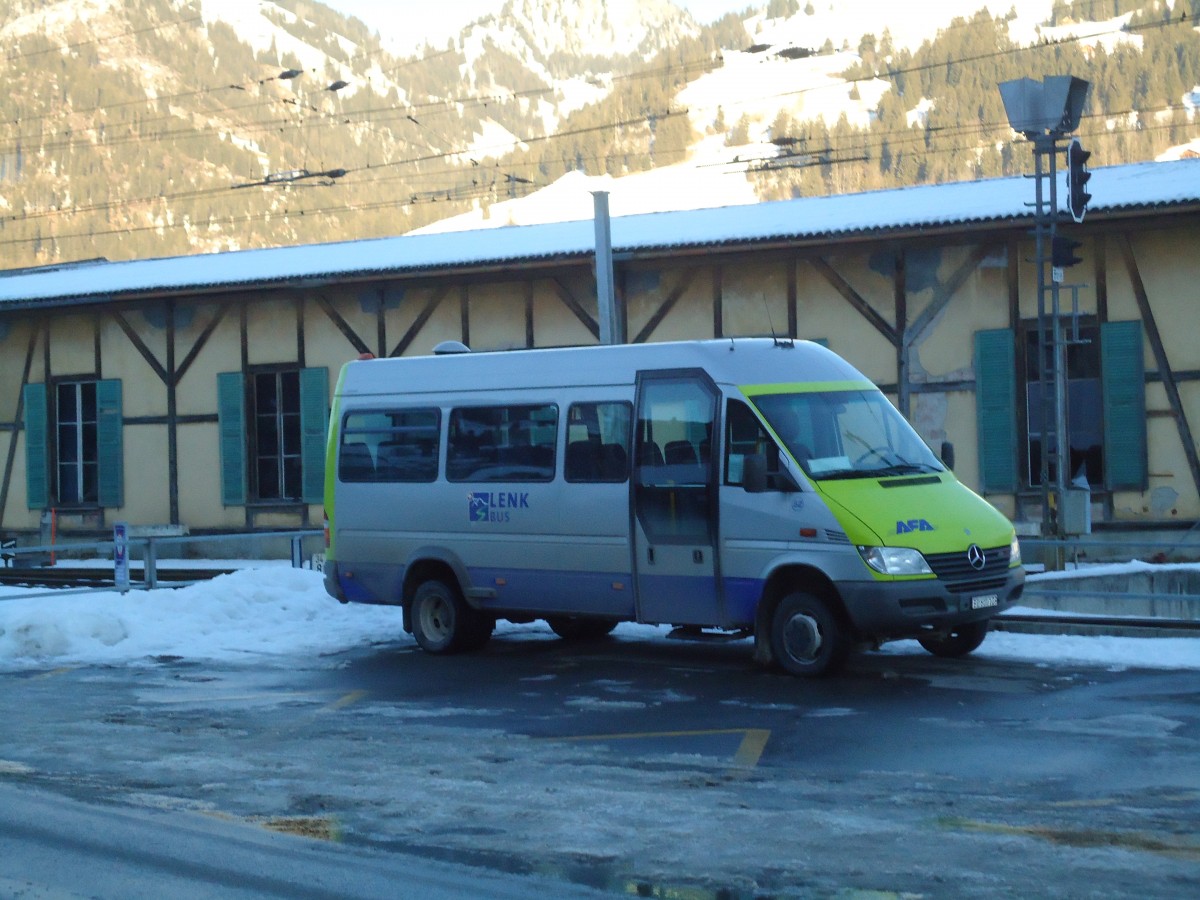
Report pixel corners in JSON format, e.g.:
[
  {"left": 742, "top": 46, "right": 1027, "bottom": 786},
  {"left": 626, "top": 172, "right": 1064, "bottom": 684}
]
[{"left": 864, "top": 462, "right": 942, "bottom": 477}]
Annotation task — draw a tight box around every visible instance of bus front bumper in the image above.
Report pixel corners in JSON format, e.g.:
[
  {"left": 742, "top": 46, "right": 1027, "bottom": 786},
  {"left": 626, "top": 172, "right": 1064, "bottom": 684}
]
[{"left": 838, "top": 568, "right": 1025, "bottom": 642}]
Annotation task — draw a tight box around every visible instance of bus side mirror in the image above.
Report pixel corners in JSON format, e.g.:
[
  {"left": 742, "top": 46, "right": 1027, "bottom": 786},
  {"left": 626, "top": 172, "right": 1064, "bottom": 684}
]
[
  {"left": 941, "top": 441, "right": 956, "bottom": 470},
  {"left": 743, "top": 452, "right": 800, "bottom": 494},
  {"left": 743, "top": 453, "right": 768, "bottom": 493}
]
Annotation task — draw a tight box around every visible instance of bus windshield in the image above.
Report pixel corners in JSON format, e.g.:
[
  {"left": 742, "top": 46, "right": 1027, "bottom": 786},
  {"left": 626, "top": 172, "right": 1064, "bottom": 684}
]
[{"left": 752, "top": 390, "right": 944, "bottom": 480}]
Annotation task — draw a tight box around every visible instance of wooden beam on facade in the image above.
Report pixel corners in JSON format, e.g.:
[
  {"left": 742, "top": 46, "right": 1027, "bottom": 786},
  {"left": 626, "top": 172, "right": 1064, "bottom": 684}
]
[
  {"left": 166, "top": 304, "right": 179, "bottom": 525},
  {"left": 524, "top": 282, "right": 535, "bottom": 348},
  {"left": 551, "top": 278, "right": 600, "bottom": 339},
  {"left": 459, "top": 285, "right": 470, "bottom": 348},
  {"left": 712, "top": 265, "right": 724, "bottom": 339},
  {"left": 175, "top": 302, "right": 231, "bottom": 383},
  {"left": 113, "top": 311, "right": 170, "bottom": 385},
  {"left": 1117, "top": 233, "right": 1200, "bottom": 499},
  {"left": 1095, "top": 234, "right": 1109, "bottom": 323},
  {"left": 315, "top": 294, "right": 370, "bottom": 356},
  {"left": 390, "top": 287, "right": 448, "bottom": 357},
  {"left": 894, "top": 251, "right": 909, "bottom": 417},
  {"left": 0, "top": 325, "right": 42, "bottom": 528},
  {"left": 810, "top": 257, "right": 899, "bottom": 348},
  {"left": 905, "top": 244, "right": 993, "bottom": 347},
  {"left": 786, "top": 259, "right": 798, "bottom": 338},
  {"left": 1006, "top": 239, "right": 1020, "bottom": 330},
  {"left": 633, "top": 269, "right": 698, "bottom": 344}
]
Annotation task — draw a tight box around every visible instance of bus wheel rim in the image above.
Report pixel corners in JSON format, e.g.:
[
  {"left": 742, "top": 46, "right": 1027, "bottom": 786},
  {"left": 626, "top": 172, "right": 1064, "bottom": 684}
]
[{"left": 782, "top": 612, "right": 822, "bottom": 663}]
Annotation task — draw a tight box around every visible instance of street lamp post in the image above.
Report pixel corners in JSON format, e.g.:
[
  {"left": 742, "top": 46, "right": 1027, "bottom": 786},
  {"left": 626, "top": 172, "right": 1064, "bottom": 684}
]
[{"left": 998, "top": 76, "right": 1091, "bottom": 556}]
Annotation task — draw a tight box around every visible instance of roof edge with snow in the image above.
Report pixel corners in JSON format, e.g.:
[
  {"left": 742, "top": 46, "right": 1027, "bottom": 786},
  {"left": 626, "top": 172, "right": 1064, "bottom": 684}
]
[{"left": 2, "top": 158, "right": 1198, "bottom": 308}]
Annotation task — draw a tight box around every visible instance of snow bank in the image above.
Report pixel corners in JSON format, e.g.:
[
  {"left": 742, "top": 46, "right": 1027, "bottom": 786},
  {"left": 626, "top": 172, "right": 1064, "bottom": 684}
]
[{"left": 0, "top": 567, "right": 1196, "bottom": 672}]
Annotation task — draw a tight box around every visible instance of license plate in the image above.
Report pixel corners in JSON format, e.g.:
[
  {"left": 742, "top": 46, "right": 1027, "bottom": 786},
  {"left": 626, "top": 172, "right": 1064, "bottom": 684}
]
[{"left": 971, "top": 594, "right": 999, "bottom": 610}]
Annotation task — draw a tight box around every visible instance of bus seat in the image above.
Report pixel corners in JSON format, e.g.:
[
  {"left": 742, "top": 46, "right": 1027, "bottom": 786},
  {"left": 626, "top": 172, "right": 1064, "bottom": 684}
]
[
  {"left": 340, "top": 442, "right": 375, "bottom": 480},
  {"left": 566, "top": 441, "right": 600, "bottom": 480},
  {"left": 664, "top": 440, "right": 698, "bottom": 465},
  {"left": 600, "top": 443, "right": 628, "bottom": 480}
]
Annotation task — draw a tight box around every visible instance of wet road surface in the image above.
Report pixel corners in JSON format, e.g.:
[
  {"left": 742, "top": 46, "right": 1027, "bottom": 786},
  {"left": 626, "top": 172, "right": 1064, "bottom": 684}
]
[{"left": 1, "top": 627, "right": 1198, "bottom": 897}]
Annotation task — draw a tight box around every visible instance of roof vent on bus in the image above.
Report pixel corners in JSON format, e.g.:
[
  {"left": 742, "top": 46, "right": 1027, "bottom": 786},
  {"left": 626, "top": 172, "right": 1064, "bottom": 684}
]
[{"left": 432, "top": 340, "right": 471, "bottom": 355}]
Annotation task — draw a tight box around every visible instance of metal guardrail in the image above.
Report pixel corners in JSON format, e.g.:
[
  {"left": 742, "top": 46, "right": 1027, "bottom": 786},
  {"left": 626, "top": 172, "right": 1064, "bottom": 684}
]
[{"left": 0, "top": 529, "right": 322, "bottom": 602}]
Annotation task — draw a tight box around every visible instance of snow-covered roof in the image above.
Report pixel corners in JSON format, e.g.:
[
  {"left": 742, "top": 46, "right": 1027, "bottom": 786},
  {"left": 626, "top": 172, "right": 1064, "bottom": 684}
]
[{"left": 2, "top": 158, "right": 1198, "bottom": 309}]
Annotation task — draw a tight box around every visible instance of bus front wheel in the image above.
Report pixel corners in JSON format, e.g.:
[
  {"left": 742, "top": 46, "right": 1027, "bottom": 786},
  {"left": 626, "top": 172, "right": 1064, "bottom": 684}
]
[
  {"left": 546, "top": 616, "right": 618, "bottom": 641},
  {"left": 918, "top": 620, "right": 988, "bottom": 658},
  {"left": 769, "top": 592, "right": 850, "bottom": 677},
  {"left": 411, "top": 579, "right": 492, "bottom": 654}
]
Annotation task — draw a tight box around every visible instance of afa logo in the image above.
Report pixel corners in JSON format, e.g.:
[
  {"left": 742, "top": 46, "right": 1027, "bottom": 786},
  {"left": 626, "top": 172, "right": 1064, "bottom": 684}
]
[{"left": 896, "top": 518, "right": 935, "bottom": 534}]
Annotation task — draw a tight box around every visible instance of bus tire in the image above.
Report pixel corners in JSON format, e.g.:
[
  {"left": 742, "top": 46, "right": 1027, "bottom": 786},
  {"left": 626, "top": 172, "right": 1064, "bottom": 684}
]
[
  {"left": 546, "top": 616, "right": 617, "bottom": 641},
  {"left": 918, "top": 620, "right": 988, "bottom": 658},
  {"left": 411, "top": 579, "right": 486, "bottom": 654},
  {"left": 769, "top": 591, "right": 849, "bottom": 677}
]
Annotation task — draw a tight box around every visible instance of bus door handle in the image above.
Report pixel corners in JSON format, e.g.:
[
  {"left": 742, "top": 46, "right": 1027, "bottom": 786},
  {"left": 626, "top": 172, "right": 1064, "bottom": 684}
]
[
  {"left": 693, "top": 549, "right": 704, "bottom": 564},
  {"left": 647, "top": 546, "right": 655, "bottom": 565}
]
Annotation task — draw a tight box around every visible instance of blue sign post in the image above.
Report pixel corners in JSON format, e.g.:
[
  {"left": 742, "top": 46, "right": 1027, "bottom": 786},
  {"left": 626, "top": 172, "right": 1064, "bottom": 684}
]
[{"left": 113, "top": 522, "right": 130, "bottom": 593}]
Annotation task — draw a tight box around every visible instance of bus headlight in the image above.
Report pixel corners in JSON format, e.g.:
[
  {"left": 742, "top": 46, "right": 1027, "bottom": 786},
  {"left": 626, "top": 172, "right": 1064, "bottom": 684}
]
[
  {"left": 858, "top": 546, "right": 933, "bottom": 576},
  {"left": 1010, "top": 534, "right": 1022, "bottom": 567}
]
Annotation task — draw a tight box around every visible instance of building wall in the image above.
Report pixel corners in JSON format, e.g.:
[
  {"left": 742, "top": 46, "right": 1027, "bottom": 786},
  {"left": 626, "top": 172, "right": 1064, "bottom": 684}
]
[{"left": 0, "top": 212, "right": 1197, "bottom": 539}]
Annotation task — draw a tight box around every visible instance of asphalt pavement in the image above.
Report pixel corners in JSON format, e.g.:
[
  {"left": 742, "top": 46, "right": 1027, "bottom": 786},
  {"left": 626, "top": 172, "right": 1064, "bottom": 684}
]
[{"left": 1, "top": 628, "right": 1198, "bottom": 898}]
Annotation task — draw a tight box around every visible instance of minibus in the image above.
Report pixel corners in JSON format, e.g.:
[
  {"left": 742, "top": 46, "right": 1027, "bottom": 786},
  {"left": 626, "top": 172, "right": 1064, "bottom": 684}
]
[{"left": 323, "top": 338, "right": 1023, "bottom": 676}]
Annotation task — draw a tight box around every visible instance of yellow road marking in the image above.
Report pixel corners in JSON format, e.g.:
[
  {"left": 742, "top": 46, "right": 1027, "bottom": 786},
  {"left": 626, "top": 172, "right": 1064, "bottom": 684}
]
[
  {"left": 555, "top": 727, "right": 771, "bottom": 769},
  {"left": 731, "top": 728, "right": 771, "bottom": 768},
  {"left": 945, "top": 817, "right": 1200, "bottom": 860},
  {"left": 319, "top": 690, "right": 368, "bottom": 713},
  {"left": 559, "top": 727, "right": 754, "bottom": 742},
  {"left": 146, "top": 691, "right": 318, "bottom": 704},
  {"left": 32, "top": 666, "right": 74, "bottom": 680}
]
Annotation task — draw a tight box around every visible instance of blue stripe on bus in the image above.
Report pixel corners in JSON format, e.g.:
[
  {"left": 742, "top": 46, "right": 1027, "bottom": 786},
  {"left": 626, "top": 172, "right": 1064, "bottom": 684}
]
[
  {"left": 467, "top": 567, "right": 637, "bottom": 618},
  {"left": 723, "top": 577, "right": 764, "bottom": 624}
]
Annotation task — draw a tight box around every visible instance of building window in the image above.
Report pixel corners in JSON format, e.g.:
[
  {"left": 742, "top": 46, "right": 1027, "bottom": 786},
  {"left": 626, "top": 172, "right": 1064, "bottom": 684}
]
[
  {"left": 1023, "top": 320, "right": 1103, "bottom": 487},
  {"left": 55, "top": 381, "right": 99, "bottom": 505},
  {"left": 250, "top": 370, "right": 303, "bottom": 501},
  {"left": 217, "top": 368, "right": 327, "bottom": 507},
  {"left": 975, "top": 322, "right": 1145, "bottom": 496},
  {"left": 23, "top": 379, "right": 123, "bottom": 510}
]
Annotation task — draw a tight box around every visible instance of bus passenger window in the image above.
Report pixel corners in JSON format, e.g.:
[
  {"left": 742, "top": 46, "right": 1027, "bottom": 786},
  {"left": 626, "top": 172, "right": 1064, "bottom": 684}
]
[
  {"left": 564, "top": 402, "right": 631, "bottom": 483},
  {"left": 340, "top": 409, "right": 440, "bottom": 483},
  {"left": 448, "top": 405, "right": 558, "bottom": 482},
  {"left": 725, "top": 400, "right": 774, "bottom": 486}
]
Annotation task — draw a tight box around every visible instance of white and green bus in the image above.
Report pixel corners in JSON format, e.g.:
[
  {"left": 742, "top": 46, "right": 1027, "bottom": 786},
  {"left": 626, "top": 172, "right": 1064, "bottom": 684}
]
[{"left": 323, "top": 338, "right": 1023, "bottom": 676}]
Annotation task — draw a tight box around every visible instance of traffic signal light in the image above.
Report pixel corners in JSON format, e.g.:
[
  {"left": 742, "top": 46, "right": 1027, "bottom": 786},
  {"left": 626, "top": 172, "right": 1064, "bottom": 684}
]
[
  {"left": 1052, "top": 235, "right": 1084, "bottom": 269},
  {"left": 1066, "top": 137, "right": 1091, "bottom": 222}
]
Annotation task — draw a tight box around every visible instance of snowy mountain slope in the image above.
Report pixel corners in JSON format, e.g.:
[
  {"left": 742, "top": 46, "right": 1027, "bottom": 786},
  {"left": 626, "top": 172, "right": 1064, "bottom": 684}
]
[
  {"left": 412, "top": 133, "right": 759, "bottom": 233},
  {"left": 463, "top": 0, "right": 699, "bottom": 67}
]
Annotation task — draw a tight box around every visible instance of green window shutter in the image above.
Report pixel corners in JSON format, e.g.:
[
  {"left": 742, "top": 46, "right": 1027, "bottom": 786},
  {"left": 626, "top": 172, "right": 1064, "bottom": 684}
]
[
  {"left": 1101, "top": 321, "right": 1147, "bottom": 491},
  {"left": 299, "top": 367, "right": 329, "bottom": 503},
  {"left": 23, "top": 383, "right": 48, "bottom": 510},
  {"left": 217, "top": 372, "right": 247, "bottom": 506},
  {"left": 96, "top": 379, "right": 124, "bottom": 508},
  {"left": 974, "top": 329, "right": 1017, "bottom": 492}
]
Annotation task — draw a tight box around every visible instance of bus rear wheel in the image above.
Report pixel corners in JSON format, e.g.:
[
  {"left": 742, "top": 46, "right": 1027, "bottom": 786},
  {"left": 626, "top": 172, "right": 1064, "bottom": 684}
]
[
  {"left": 918, "top": 620, "right": 988, "bottom": 658},
  {"left": 411, "top": 579, "right": 492, "bottom": 654},
  {"left": 769, "top": 591, "right": 850, "bottom": 677}
]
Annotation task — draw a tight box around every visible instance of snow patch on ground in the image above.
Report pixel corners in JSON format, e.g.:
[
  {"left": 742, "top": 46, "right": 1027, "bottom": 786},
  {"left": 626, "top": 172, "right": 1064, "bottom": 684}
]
[{"left": 1, "top": 567, "right": 1197, "bottom": 673}]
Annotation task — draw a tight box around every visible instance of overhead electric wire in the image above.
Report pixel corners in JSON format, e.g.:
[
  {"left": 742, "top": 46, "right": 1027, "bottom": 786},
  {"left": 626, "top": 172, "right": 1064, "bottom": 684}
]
[
  {"left": 0, "top": 6, "right": 1194, "bottom": 246},
  {"left": 0, "top": 12, "right": 203, "bottom": 63},
  {"left": 2, "top": 105, "right": 1190, "bottom": 252}
]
